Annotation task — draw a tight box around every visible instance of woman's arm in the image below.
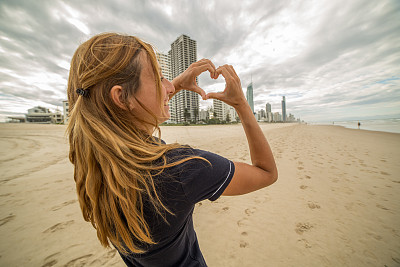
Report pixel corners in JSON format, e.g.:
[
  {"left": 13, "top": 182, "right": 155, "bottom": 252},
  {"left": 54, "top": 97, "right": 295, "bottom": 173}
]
[{"left": 206, "top": 65, "right": 278, "bottom": 196}]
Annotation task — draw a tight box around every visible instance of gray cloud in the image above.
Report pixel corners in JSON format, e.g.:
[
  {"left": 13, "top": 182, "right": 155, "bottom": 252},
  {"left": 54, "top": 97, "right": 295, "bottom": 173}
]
[{"left": 0, "top": 0, "right": 399, "bottom": 122}]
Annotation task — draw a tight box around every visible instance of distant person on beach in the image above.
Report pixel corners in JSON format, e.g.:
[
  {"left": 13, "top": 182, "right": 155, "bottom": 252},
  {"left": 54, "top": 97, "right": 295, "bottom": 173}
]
[
  {"left": 67, "top": 33, "right": 277, "bottom": 267},
  {"left": 358, "top": 121, "right": 361, "bottom": 129}
]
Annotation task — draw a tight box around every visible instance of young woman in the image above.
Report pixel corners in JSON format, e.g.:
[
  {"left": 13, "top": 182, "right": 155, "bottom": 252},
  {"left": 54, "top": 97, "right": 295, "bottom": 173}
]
[{"left": 67, "top": 32, "right": 277, "bottom": 267}]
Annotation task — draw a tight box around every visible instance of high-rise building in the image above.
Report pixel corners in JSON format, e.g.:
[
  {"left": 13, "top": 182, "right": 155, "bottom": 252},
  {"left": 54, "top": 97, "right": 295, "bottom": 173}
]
[
  {"left": 266, "top": 112, "right": 273, "bottom": 122},
  {"left": 273, "top": 112, "right": 282, "bottom": 122},
  {"left": 246, "top": 82, "right": 254, "bottom": 114},
  {"left": 169, "top": 35, "right": 198, "bottom": 123},
  {"left": 260, "top": 109, "right": 266, "bottom": 118},
  {"left": 266, "top": 103, "right": 271, "bottom": 113},
  {"left": 213, "top": 99, "right": 237, "bottom": 122},
  {"left": 62, "top": 100, "right": 69, "bottom": 123},
  {"left": 282, "top": 96, "right": 286, "bottom": 122},
  {"left": 199, "top": 109, "right": 209, "bottom": 121},
  {"left": 156, "top": 52, "right": 171, "bottom": 81},
  {"left": 266, "top": 102, "right": 272, "bottom": 122}
]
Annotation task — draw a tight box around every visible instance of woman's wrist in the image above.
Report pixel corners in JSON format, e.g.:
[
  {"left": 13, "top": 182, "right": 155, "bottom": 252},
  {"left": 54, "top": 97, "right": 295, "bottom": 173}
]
[
  {"left": 233, "top": 98, "right": 250, "bottom": 112},
  {"left": 172, "top": 76, "right": 183, "bottom": 92}
]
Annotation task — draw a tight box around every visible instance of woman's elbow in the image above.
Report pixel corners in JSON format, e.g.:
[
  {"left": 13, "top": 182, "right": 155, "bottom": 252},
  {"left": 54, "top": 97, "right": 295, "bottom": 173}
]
[
  {"left": 271, "top": 169, "right": 278, "bottom": 184},
  {"left": 270, "top": 168, "right": 278, "bottom": 184},
  {"left": 261, "top": 169, "right": 278, "bottom": 188},
  {"left": 269, "top": 167, "right": 279, "bottom": 185}
]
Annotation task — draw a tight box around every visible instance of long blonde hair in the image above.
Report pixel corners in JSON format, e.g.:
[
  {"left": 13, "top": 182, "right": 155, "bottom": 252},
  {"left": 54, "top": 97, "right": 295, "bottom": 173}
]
[{"left": 67, "top": 33, "right": 204, "bottom": 254}]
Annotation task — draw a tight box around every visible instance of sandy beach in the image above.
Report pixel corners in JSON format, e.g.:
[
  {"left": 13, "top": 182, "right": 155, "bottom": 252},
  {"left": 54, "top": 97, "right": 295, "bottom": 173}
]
[{"left": 0, "top": 123, "right": 399, "bottom": 267}]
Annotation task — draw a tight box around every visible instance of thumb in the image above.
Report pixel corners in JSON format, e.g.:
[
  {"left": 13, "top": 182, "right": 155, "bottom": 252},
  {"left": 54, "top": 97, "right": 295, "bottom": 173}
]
[
  {"left": 191, "top": 85, "right": 206, "bottom": 100},
  {"left": 206, "top": 92, "right": 224, "bottom": 100}
]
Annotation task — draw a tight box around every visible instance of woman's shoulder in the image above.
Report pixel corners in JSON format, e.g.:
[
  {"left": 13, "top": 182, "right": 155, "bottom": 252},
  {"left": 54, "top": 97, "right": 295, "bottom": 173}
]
[{"left": 164, "top": 144, "right": 221, "bottom": 162}]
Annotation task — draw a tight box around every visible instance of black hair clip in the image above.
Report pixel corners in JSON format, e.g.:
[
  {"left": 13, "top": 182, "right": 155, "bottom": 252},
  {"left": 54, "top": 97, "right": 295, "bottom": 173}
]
[{"left": 76, "top": 88, "right": 90, "bottom": 97}]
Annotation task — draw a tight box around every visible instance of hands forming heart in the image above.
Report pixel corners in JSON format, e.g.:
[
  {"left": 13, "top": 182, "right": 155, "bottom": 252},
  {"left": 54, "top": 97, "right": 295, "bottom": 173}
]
[{"left": 172, "top": 59, "right": 247, "bottom": 108}]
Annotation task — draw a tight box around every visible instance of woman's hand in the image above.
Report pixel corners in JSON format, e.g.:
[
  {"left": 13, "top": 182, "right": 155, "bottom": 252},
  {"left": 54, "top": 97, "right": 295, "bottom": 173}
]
[
  {"left": 205, "top": 65, "right": 247, "bottom": 108},
  {"left": 171, "top": 59, "right": 217, "bottom": 100}
]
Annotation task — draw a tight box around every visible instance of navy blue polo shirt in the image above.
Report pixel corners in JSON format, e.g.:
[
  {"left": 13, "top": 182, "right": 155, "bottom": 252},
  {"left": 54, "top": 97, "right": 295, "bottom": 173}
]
[{"left": 116, "top": 144, "right": 235, "bottom": 267}]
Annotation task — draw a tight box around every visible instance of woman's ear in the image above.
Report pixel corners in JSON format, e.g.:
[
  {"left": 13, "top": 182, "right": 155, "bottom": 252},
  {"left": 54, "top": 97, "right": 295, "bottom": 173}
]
[{"left": 110, "top": 85, "right": 127, "bottom": 109}]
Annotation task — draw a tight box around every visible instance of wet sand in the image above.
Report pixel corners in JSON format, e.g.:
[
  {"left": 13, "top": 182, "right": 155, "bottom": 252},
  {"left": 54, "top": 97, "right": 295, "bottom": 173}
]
[{"left": 0, "top": 123, "right": 399, "bottom": 266}]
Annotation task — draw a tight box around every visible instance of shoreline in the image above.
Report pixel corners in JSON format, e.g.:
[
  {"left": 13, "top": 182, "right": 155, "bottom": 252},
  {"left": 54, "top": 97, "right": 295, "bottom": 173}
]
[
  {"left": 313, "top": 123, "right": 400, "bottom": 136},
  {"left": 2, "top": 120, "right": 399, "bottom": 135},
  {"left": 312, "top": 118, "right": 400, "bottom": 134}
]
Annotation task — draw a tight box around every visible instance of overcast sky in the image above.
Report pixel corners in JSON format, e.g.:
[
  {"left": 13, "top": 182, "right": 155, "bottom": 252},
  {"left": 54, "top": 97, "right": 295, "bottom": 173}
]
[{"left": 1, "top": 0, "right": 399, "bottom": 122}]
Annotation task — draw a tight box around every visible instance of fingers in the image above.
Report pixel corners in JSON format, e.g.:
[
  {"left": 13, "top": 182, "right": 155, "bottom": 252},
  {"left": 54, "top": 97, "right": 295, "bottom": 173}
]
[
  {"left": 216, "top": 65, "right": 234, "bottom": 82},
  {"left": 194, "top": 63, "right": 217, "bottom": 79},
  {"left": 206, "top": 92, "right": 224, "bottom": 100},
  {"left": 189, "top": 85, "right": 206, "bottom": 100},
  {"left": 192, "top": 59, "right": 218, "bottom": 79}
]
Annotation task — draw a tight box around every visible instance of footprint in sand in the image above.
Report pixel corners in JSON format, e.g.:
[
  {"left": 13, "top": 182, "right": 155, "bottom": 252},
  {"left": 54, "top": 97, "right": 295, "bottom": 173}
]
[
  {"left": 42, "top": 253, "right": 60, "bottom": 267},
  {"left": 376, "top": 204, "right": 389, "bottom": 211},
  {"left": 244, "top": 207, "right": 256, "bottom": 216},
  {"left": 43, "top": 220, "right": 74, "bottom": 234},
  {"left": 89, "top": 249, "right": 117, "bottom": 265},
  {"left": 241, "top": 231, "right": 248, "bottom": 236},
  {"left": 0, "top": 214, "right": 15, "bottom": 226},
  {"left": 51, "top": 200, "right": 77, "bottom": 211},
  {"left": 366, "top": 232, "right": 382, "bottom": 241},
  {"left": 239, "top": 240, "right": 249, "bottom": 248},
  {"left": 305, "top": 175, "right": 311, "bottom": 179},
  {"left": 307, "top": 202, "right": 321, "bottom": 210},
  {"left": 392, "top": 257, "right": 400, "bottom": 265},
  {"left": 363, "top": 250, "right": 377, "bottom": 261},
  {"left": 345, "top": 202, "right": 364, "bottom": 211},
  {"left": 300, "top": 185, "right": 308, "bottom": 190},
  {"left": 42, "top": 260, "right": 57, "bottom": 267},
  {"left": 295, "top": 223, "right": 313, "bottom": 235},
  {"left": 297, "top": 166, "right": 304, "bottom": 170},
  {"left": 237, "top": 218, "right": 249, "bottom": 227},
  {"left": 298, "top": 238, "right": 312, "bottom": 248},
  {"left": 105, "top": 249, "right": 117, "bottom": 259},
  {"left": 222, "top": 207, "right": 229, "bottom": 211},
  {"left": 63, "top": 254, "right": 93, "bottom": 267}
]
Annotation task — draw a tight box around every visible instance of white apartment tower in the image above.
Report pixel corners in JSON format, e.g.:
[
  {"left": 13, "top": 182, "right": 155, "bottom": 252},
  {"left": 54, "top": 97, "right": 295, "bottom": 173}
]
[
  {"left": 213, "top": 99, "right": 237, "bottom": 122},
  {"left": 169, "top": 35, "right": 198, "bottom": 123},
  {"left": 156, "top": 52, "right": 172, "bottom": 81},
  {"left": 62, "top": 100, "right": 69, "bottom": 123}
]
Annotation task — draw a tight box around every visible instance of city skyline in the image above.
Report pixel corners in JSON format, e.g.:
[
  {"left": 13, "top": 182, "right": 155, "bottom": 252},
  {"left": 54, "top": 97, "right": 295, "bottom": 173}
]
[{"left": 0, "top": 0, "right": 399, "bottom": 122}]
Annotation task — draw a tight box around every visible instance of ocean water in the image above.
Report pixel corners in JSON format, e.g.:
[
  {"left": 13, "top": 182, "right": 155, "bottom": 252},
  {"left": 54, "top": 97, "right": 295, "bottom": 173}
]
[{"left": 317, "top": 118, "right": 400, "bottom": 134}]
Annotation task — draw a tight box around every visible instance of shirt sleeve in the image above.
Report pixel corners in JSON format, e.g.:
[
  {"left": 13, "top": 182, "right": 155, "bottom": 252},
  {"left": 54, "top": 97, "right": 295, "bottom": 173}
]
[{"left": 172, "top": 148, "right": 235, "bottom": 204}]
